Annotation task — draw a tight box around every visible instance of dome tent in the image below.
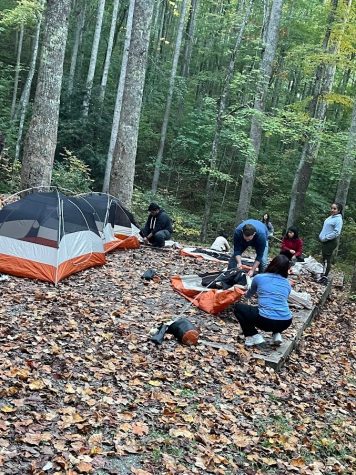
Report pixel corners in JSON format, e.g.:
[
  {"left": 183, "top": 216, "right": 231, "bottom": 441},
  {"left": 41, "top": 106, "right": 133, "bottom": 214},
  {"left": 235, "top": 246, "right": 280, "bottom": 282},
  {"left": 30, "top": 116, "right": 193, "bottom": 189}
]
[
  {"left": 0, "top": 190, "right": 106, "bottom": 283},
  {"left": 76, "top": 192, "right": 140, "bottom": 251}
]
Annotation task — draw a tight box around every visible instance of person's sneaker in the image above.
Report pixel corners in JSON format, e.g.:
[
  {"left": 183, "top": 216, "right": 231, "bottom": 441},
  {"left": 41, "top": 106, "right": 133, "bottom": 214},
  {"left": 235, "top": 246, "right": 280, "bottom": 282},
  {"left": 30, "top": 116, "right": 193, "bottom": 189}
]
[
  {"left": 245, "top": 334, "right": 265, "bottom": 347},
  {"left": 272, "top": 332, "right": 283, "bottom": 346}
]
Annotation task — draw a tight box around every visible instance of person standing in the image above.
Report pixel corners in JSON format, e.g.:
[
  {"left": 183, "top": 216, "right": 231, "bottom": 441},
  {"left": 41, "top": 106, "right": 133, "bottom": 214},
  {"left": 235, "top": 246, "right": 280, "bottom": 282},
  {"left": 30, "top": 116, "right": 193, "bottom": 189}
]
[
  {"left": 261, "top": 213, "right": 274, "bottom": 266},
  {"left": 229, "top": 219, "right": 268, "bottom": 276},
  {"left": 318, "top": 202, "right": 343, "bottom": 281},
  {"left": 140, "top": 203, "right": 173, "bottom": 247},
  {"left": 234, "top": 255, "right": 292, "bottom": 347}
]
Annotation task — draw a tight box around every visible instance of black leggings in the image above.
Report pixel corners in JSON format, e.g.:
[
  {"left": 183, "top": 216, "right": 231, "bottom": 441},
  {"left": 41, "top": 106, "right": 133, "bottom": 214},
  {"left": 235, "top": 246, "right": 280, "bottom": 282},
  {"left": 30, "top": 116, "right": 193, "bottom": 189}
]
[
  {"left": 234, "top": 302, "right": 292, "bottom": 337},
  {"left": 321, "top": 239, "right": 338, "bottom": 276}
]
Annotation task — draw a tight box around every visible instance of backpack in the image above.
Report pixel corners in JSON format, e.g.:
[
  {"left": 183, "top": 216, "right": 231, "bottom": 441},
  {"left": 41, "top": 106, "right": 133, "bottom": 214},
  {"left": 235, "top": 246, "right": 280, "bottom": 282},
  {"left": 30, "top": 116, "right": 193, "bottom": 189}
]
[{"left": 199, "top": 269, "right": 247, "bottom": 290}]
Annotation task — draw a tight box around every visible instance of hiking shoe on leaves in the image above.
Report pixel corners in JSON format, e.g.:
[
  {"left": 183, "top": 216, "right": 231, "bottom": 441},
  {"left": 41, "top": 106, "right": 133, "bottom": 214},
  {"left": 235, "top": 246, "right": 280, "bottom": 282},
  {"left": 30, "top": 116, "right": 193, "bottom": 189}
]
[
  {"left": 245, "top": 334, "right": 265, "bottom": 347},
  {"left": 272, "top": 332, "right": 283, "bottom": 346}
]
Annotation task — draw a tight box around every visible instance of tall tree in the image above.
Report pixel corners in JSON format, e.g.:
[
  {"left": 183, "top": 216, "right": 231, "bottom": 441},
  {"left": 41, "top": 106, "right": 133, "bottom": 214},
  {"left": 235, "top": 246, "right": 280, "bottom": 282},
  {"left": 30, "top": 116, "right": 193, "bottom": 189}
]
[
  {"left": 20, "top": 0, "right": 72, "bottom": 189},
  {"left": 11, "top": 23, "right": 24, "bottom": 120},
  {"left": 287, "top": 0, "right": 352, "bottom": 228},
  {"left": 14, "top": 4, "right": 44, "bottom": 163},
  {"left": 151, "top": 0, "right": 190, "bottom": 194},
  {"left": 200, "top": 0, "right": 254, "bottom": 240},
  {"left": 67, "top": 1, "right": 86, "bottom": 97},
  {"left": 103, "top": 0, "right": 136, "bottom": 193},
  {"left": 181, "top": 0, "right": 199, "bottom": 78},
  {"left": 236, "top": 0, "right": 283, "bottom": 224},
  {"left": 109, "top": 0, "right": 154, "bottom": 206},
  {"left": 99, "top": 0, "right": 121, "bottom": 105},
  {"left": 82, "top": 0, "right": 106, "bottom": 117},
  {"left": 335, "top": 98, "right": 356, "bottom": 208}
]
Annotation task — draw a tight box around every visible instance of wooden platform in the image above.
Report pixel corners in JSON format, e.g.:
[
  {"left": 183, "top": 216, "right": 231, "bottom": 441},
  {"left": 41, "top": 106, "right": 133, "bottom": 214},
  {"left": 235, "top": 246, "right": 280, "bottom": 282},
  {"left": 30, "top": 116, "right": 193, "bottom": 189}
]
[{"left": 252, "top": 279, "right": 333, "bottom": 370}]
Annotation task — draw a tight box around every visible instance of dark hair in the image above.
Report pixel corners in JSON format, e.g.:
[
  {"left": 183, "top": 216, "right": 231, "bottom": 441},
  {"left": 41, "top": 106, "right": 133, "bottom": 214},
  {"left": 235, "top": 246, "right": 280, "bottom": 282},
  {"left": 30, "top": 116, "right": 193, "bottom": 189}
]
[
  {"left": 261, "top": 213, "right": 270, "bottom": 224},
  {"left": 332, "top": 202, "right": 343, "bottom": 215},
  {"left": 285, "top": 226, "right": 299, "bottom": 239},
  {"left": 148, "top": 202, "right": 160, "bottom": 211},
  {"left": 242, "top": 224, "right": 256, "bottom": 237},
  {"left": 219, "top": 230, "right": 228, "bottom": 239},
  {"left": 265, "top": 254, "right": 290, "bottom": 278}
]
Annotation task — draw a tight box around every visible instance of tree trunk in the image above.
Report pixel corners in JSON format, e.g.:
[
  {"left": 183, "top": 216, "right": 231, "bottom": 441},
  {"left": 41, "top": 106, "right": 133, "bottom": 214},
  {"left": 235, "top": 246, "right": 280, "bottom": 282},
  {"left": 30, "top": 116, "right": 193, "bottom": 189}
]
[
  {"left": 200, "top": 0, "right": 254, "bottom": 241},
  {"left": 236, "top": 0, "right": 283, "bottom": 224},
  {"left": 286, "top": 0, "right": 351, "bottom": 228},
  {"left": 67, "top": 1, "right": 86, "bottom": 97},
  {"left": 21, "top": 0, "right": 72, "bottom": 189},
  {"left": 14, "top": 8, "right": 44, "bottom": 164},
  {"left": 103, "top": 0, "right": 136, "bottom": 193},
  {"left": 82, "top": 0, "right": 106, "bottom": 117},
  {"left": 335, "top": 98, "right": 356, "bottom": 208},
  {"left": 99, "top": 0, "right": 121, "bottom": 105},
  {"left": 151, "top": 0, "right": 189, "bottom": 194},
  {"left": 351, "top": 262, "right": 356, "bottom": 294},
  {"left": 11, "top": 23, "right": 24, "bottom": 120},
  {"left": 109, "top": 0, "right": 154, "bottom": 206},
  {"left": 181, "top": 0, "right": 199, "bottom": 78}
]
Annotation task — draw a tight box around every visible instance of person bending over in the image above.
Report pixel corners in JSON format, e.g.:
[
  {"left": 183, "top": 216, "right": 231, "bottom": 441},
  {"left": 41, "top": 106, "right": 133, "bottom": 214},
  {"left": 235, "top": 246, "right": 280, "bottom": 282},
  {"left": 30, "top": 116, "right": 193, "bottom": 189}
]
[
  {"left": 280, "top": 226, "right": 303, "bottom": 261},
  {"left": 140, "top": 202, "right": 173, "bottom": 248},
  {"left": 233, "top": 254, "right": 292, "bottom": 347},
  {"left": 229, "top": 219, "right": 268, "bottom": 276}
]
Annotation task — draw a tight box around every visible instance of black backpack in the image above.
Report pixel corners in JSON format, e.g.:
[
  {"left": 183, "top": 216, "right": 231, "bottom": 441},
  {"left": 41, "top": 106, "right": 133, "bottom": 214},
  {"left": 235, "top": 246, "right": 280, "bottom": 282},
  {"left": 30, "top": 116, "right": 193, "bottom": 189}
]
[{"left": 199, "top": 269, "right": 247, "bottom": 290}]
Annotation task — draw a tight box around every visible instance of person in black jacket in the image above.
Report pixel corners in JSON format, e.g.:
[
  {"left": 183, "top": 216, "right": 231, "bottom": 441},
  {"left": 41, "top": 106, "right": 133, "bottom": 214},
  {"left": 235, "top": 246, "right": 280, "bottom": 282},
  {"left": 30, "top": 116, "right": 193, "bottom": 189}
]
[{"left": 140, "top": 203, "right": 173, "bottom": 247}]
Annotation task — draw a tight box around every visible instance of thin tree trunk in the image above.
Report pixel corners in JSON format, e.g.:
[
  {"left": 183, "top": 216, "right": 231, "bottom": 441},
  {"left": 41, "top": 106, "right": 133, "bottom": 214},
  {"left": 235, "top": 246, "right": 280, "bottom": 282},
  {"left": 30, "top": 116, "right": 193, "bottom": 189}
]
[
  {"left": 335, "top": 98, "right": 356, "bottom": 208},
  {"left": 351, "top": 262, "right": 356, "bottom": 294},
  {"left": 102, "top": 0, "right": 136, "bottom": 193},
  {"left": 82, "top": 0, "right": 106, "bottom": 117},
  {"left": 99, "top": 0, "right": 121, "bottom": 105},
  {"left": 21, "top": 0, "right": 72, "bottom": 189},
  {"left": 151, "top": 0, "right": 189, "bottom": 194},
  {"left": 67, "top": 2, "right": 86, "bottom": 97},
  {"left": 109, "top": 0, "right": 154, "bottom": 206},
  {"left": 236, "top": 0, "right": 283, "bottom": 224},
  {"left": 200, "top": 0, "right": 254, "bottom": 240},
  {"left": 14, "top": 8, "right": 44, "bottom": 164},
  {"left": 181, "top": 0, "right": 199, "bottom": 77},
  {"left": 287, "top": 0, "right": 351, "bottom": 228},
  {"left": 11, "top": 23, "right": 24, "bottom": 120}
]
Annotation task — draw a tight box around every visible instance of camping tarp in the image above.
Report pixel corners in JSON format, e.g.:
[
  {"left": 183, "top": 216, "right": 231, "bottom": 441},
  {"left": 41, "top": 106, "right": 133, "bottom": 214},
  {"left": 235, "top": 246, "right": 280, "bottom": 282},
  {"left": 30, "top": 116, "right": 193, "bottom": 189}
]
[
  {"left": 0, "top": 191, "right": 105, "bottom": 283},
  {"left": 171, "top": 274, "right": 245, "bottom": 314}
]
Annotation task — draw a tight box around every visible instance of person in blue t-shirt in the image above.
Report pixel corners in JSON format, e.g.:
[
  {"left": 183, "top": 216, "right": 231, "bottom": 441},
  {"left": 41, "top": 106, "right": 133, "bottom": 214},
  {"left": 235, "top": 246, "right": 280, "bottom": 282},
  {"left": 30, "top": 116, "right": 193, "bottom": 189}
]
[
  {"left": 233, "top": 254, "right": 292, "bottom": 347},
  {"left": 228, "top": 219, "right": 268, "bottom": 276}
]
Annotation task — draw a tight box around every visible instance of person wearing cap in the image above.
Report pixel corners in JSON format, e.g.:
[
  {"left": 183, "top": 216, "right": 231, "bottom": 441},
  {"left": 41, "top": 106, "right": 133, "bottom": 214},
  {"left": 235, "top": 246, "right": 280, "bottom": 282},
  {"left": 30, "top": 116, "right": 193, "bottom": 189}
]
[{"left": 140, "top": 203, "right": 173, "bottom": 247}]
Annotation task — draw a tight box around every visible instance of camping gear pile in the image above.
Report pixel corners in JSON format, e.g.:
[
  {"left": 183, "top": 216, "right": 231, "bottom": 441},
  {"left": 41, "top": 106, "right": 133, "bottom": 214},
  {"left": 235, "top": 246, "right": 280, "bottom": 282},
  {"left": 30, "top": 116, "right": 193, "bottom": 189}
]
[{"left": 0, "top": 190, "right": 139, "bottom": 284}]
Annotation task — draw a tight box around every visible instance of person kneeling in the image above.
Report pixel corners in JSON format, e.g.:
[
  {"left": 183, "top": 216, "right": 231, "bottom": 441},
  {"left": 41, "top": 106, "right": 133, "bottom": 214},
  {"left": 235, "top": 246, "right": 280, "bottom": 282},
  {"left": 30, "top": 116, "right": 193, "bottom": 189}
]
[
  {"left": 233, "top": 254, "right": 292, "bottom": 347},
  {"left": 140, "top": 202, "right": 173, "bottom": 248}
]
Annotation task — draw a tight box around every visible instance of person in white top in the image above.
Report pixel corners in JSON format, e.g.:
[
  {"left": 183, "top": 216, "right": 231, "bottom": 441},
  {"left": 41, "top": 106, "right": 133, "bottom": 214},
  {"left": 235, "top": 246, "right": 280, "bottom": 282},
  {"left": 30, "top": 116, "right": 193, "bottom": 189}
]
[{"left": 211, "top": 232, "right": 230, "bottom": 252}]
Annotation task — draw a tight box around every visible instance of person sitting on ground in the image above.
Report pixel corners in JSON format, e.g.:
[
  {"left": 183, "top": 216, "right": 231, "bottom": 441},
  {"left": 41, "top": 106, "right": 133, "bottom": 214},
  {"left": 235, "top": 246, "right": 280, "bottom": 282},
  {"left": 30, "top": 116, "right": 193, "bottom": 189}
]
[
  {"left": 210, "top": 231, "right": 230, "bottom": 252},
  {"left": 140, "top": 202, "right": 173, "bottom": 248},
  {"left": 318, "top": 202, "right": 343, "bottom": 282},
  {"left": 229, "top": 219, "right": 268, "bottom": 276},
  {"left": 280, "top": 226, "right": 304, "bottom": 261},
  {"left": 233, "top": 254, "right": 292, "bottom": 347}
]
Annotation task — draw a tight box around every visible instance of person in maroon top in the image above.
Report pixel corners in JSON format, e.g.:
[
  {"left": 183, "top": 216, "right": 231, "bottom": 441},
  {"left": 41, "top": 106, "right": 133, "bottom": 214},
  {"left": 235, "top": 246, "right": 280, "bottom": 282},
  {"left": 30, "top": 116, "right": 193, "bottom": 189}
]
[{"left": 280, "top": 227, "right": 304, "bottom": 261}]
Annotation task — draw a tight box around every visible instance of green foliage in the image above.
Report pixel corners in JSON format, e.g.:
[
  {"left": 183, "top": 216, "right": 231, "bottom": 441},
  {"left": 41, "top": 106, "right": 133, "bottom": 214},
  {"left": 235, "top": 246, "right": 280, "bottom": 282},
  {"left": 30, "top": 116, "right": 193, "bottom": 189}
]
[
  {"left": 51, "top": 149, "right": 94, "bottom": 193},
  {"left": 0, "top": 0, "right": 43, "bottom": 28}
]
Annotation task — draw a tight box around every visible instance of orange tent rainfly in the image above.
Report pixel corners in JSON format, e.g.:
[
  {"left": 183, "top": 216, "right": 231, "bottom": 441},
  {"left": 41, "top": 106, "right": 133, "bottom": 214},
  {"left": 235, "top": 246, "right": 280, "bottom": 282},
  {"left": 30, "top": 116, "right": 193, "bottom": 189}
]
[
  {"left": 171, "top": 274, "right": 245, "bottom": 315},
  {"left": 0, "top": 191, "right": 106, "bottom": 283}
]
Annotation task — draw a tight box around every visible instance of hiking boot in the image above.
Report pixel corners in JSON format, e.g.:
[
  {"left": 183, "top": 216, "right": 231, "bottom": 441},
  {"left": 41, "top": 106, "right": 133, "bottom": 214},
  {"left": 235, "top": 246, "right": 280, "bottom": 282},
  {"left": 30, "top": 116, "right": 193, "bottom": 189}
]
[
  {"left": 272, "top": 332, "right": 283, "bottom": 346},
  {"left": 245, "top": 333, "right": 265, "bottom": 347}
]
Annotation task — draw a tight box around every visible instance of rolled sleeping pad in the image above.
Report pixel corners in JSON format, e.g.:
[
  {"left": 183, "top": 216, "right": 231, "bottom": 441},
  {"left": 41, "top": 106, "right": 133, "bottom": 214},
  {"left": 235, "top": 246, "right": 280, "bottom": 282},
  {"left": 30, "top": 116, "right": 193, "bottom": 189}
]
[{"left": 167, "top": 318, "right": 199, "bottom": 345}]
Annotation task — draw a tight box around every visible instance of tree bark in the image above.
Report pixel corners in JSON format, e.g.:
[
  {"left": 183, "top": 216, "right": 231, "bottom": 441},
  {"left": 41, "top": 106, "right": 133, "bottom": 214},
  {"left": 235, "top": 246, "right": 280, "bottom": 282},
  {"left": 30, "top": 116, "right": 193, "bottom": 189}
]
[
  {"left": 11, "top": 23, "right": 24, "bottom": 120},
  {"left": 82, "top": 0, "right": 106, "bottom": 117},
  {"left": 103, "top": 0, "right": 136, "bottom": 193},
  {"left": 20, "top": 0, "right": 72, "bottom": 189},
  {"left": 99, "top": 0, "right": 121, "bottom": 105},
  {"left": 109, "top": 0, "right": 154, "bottom": 206},
  {"left": 286, "top": 0, "right": 351, "bottom": 228},
  {"left": 236, "top": 0, "right": 283, "bottom": 224},
  {"left": 181, "top": 0, "right": 199, "bottom": 78},
  {"left": 14, "top": 7, "right": 44, "bottom": 164},
  {"left": 335, "top": 98, "right": 356, "bottom": 208},
  {"left": 200, "top": 0, "right": 254, "bottom": 241},
  {"left": 351, "top": 262, "right": 356, "bottom": 294},
  {"left": 67, "top": 1, "right": 86, "bottom": 97},
  {"left": 151, "top": 0, "right": 189, "bottom": 194}
]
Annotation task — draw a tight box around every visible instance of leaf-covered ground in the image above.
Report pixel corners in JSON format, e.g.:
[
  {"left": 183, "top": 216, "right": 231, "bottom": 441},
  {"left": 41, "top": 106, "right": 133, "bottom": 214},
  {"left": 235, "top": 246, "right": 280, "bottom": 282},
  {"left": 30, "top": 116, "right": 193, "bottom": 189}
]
[{"left": 0, "top": 247, "right": 355, "bottom": 475}]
